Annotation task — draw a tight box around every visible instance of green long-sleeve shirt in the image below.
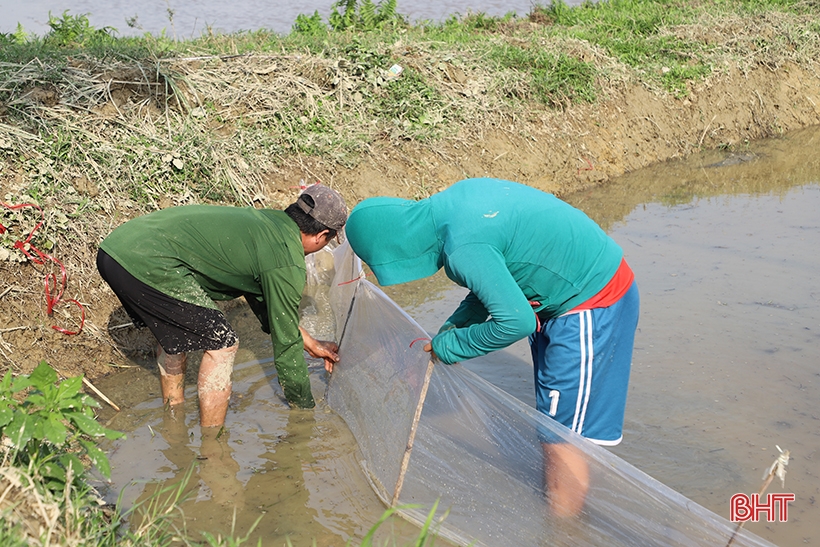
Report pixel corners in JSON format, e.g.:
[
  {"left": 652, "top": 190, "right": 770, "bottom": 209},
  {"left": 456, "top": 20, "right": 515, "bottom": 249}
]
[
  {"left": 345, "top": 178, "right": 623, "bottom": 365},
  {"left": 100, "top": 205, "right": 315, "bottom": 407}
]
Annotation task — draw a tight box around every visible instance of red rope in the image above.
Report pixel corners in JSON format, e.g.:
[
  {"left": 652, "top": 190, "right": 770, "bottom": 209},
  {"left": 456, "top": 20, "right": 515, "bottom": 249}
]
[
  {"left": 409, "top": 337, "right": 430, "bottom": 348},
  {"left": 337, "top": 272, "right": 366, "bottom": 286},
  {"left": 1, "top": 201, "right": 85, "bottom": 335},
  {"left": 576, "top": 156, "right": 594, "bottom": 176}
]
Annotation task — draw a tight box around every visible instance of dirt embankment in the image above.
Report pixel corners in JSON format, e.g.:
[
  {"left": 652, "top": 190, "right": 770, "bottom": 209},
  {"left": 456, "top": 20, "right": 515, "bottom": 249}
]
[
  {"left": 327, "top": 62, "right": 820, "bottom": 200},
  {"left": 1, "top": 55, "right": 820, "bottom": 388}
]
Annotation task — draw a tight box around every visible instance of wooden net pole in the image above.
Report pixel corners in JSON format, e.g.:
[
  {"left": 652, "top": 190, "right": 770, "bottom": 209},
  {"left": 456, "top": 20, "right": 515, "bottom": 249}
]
[
  {"left": 392, "top": 359, "right": 435, "bottom": 507},
  {"left": 725, "top": 446, "right": 790, "bottom": 547}
]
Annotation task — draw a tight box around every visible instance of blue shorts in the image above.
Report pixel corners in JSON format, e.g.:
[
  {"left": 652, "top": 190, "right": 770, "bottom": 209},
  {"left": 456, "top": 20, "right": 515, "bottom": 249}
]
[{"left": 529, "top": 281, "right": 639, "bottom": 445}]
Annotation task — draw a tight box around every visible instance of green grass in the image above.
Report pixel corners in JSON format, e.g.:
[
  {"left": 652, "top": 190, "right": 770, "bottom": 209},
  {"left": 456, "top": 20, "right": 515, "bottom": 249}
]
[
  {"left": 0, "top": 460, "right": 264, "bottom": 547},
  {"left": 488, "top": 43, "right": 597, "bottom": 108},
  {"left": 1, "top": 0, "right": 816, "bottom": 267},
  {"left": 528, "top": 0, "right": 711, "bottom": 95},
  {"left": 1, "top": 1, "right": 818, "bottom": 542}
]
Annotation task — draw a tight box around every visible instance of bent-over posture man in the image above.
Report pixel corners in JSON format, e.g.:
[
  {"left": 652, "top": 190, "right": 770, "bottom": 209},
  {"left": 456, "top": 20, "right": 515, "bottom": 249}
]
[
  {"left": 345, "top": 178, "right": 639, "bottom": 517},
  {"left": 97, "top": 184, "right": 347, "bottom": 428}
]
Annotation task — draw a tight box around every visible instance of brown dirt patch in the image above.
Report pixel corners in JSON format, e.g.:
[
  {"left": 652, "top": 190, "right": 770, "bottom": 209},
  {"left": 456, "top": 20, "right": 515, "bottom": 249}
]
[{"left": 2, "top": 59, "right": 819, "bottom": 395}]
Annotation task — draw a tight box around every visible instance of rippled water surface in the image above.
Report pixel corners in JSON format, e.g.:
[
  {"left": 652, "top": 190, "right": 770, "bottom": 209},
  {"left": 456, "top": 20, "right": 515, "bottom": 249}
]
[{"left": 95, "top": 125, "right": 820, "bottom": 546}]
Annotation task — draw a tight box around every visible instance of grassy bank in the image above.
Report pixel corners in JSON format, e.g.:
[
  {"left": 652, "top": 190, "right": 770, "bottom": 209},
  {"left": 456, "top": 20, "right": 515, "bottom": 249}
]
[
  {"left": 1, "top": 0, "right": 820, "bottom": 544},
  {"left": 0, "top": 0, "right": 817, "bottom": 273},
  {"left": 2, "top": 0, "right": 818, "bottom": 221}
]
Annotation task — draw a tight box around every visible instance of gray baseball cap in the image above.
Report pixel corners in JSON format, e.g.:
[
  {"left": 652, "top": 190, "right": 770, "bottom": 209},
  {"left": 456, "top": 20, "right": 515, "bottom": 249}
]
[{"left": 296, "top": 184, "right": 348, "bottom": 230}]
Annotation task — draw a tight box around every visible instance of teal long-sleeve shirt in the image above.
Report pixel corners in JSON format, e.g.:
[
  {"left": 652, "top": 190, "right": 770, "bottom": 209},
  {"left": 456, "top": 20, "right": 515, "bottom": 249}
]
[
  {"left": 345, "top": 178, "right": 623, "bottom": 365},
  {"left": 100, "top": 205, "right": 315, "bottom": 408}
]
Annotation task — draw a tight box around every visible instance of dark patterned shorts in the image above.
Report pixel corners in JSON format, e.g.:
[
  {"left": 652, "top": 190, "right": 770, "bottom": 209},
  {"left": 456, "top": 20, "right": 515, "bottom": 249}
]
[{"left": 96, "top": 249, "right": 238, "bottom": 354}]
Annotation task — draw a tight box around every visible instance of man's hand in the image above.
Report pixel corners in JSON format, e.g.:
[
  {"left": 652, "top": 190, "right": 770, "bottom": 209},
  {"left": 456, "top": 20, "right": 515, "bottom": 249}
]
[
  {"left": 422, "top": 342, "right": 440, "bottom": 363},
  {"left": 300, "top": 327, "right": 340, "bottom": 372},
  {"left": 310, "top": 340, "right": 340, "bottom": 373}
]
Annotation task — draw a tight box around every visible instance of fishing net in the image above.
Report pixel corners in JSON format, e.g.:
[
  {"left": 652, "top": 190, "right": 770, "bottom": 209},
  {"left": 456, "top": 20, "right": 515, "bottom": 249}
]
[{"left": 314, "top": 242, "right": 776, "bottom": 547}]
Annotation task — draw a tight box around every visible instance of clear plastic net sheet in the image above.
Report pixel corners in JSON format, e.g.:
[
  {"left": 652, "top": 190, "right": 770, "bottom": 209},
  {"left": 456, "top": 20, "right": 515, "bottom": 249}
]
[{"left": 319, "top": 243, "right": 776, "bottom": 547}]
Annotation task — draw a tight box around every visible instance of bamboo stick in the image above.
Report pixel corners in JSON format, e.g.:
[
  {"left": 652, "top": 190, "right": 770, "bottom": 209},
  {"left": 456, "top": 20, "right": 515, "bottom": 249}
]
[
  {"left": 82, "top": 376, "right": 121, "bottom": 412},
  {"left": 392, "top": 359, "right": 435, "bottom": 507},
  {"left": 726, "top": 446, "right": 790, "bottom": 547}
]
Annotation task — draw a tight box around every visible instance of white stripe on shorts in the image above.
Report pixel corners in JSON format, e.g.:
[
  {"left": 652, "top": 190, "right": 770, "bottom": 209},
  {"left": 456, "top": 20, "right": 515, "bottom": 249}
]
[{"left": 572, "top": 310, "right": 594, "bottom": 435}]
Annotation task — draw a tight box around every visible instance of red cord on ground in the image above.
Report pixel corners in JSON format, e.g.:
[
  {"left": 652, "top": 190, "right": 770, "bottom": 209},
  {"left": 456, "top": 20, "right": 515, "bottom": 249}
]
[
  {"left": 1, "top": 201, "right": 85, "bottom": 335},
  {"left": 576, "top": 156, "right": 594, "bottom": 175}
]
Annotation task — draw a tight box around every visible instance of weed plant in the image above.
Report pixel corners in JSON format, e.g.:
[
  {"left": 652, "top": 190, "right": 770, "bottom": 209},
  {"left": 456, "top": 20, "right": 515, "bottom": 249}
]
[{"left": 0, "top": 2, "right": 819, "bottom": 540}]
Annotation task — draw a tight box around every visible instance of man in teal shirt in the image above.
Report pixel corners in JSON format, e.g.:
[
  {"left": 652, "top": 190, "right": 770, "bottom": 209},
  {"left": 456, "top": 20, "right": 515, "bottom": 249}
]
[
  {"left": 97, "top": 184, "right": 347, "bottom": 428},
  {"left": 345, "top": 178, "right": 640, "bottom": 517}
]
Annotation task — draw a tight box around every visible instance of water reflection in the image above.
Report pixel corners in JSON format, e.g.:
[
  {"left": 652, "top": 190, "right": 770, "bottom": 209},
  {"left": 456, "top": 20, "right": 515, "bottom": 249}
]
[
  {"left": 567, "top": 125, "right": 820, "bottom": 231},
  {"left": 97, "top": 313, "right": 429, "bottom": 546},
  {"left": 101, "top": 360, "right": 365, "bottom": 544}
]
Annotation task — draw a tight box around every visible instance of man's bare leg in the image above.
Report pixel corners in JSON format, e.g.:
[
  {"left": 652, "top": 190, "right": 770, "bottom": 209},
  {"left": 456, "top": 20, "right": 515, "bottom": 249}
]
[
  {"left": 158, "top": 345, "right": 187, "bottom": 407},
  {"left": 198, "top": 343, "right": 239, "bottom": 428},
  {"left": 543, "top": 442, "right": 590, "bottom": 518},
  {"left": 198, "top": 426, "right": 245, "bottom": 509}
]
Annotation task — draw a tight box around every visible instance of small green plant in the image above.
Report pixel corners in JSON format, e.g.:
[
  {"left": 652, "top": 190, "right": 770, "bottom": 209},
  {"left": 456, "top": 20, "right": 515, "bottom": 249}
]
[
  {"left": 345, "top": 500, "right": 446, "bottom": 547},
  {"left": 292, "top": 11, "right": 327, "bottom": 35},
  {"left": 44, "top": 11, "right": 117, "bottom": 47},
  {"left": 328, "top": 0, "right": 403, "bottom": 32},
  {"left": 4, "top": 23, "right": 30, "bottom": 45},
  {"left": 0, "top": 361, "right": 124, "bottom": 494},
  {"left": 293, "top": 0, "right": 404, "bottom": 33},
  {"left": 460, "top": 11, "right": 501, "bottom": 31}
]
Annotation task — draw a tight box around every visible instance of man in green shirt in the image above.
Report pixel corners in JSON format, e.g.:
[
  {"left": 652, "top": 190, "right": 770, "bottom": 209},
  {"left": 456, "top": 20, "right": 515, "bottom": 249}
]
[{"left": 96, "top": 184, "right": 347, "bottom": 428}]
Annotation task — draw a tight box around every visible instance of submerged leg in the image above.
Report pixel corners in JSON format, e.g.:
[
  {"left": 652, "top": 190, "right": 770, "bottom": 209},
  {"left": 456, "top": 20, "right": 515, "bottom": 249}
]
[
  {"left": 198, "top": 427, "right": 245, "bottom": 509},
  {"left": 543, "top": 442, "right": 590, "bottom": 518},
  {"left": 198, "top": 343, "right": 239, "bottom": 428},
  {"left": 158, "top": 344, "right": 187, "bottom": 407}
]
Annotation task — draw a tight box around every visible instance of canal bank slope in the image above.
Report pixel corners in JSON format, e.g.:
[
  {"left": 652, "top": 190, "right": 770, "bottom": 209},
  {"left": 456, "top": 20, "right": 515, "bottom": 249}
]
[{"left": 1, "top": 5, "right": 819, "bottom": 383}]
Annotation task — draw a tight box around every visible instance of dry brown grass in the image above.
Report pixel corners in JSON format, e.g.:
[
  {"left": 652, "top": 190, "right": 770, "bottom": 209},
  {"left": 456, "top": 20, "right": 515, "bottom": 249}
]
[
  {"left": 1, "top": 3, "right": 820, "bottom": 381},
  {"left": 0, "top": 463, "right": 107, "bottom": 546}
]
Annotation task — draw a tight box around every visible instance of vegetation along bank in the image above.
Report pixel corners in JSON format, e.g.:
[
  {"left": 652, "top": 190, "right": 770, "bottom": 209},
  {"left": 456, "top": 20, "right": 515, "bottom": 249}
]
[{"left": 0, "top": 0, "right": 819, "bottom": 543}]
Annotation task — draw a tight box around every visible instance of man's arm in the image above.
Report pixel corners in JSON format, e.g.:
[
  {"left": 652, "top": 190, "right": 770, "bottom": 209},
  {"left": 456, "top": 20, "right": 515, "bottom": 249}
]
[
  {"left": 438, "top": 291, "right": 489, "bottom": 333},
  {"left": 299, "top": 326, "right": 339, "bottom": 373},
  {"left": 261, "top": 268, "right": 315, "bottom": 408},
  {"left": 432, "top": 245, "right": 536, "bottom": 364}
]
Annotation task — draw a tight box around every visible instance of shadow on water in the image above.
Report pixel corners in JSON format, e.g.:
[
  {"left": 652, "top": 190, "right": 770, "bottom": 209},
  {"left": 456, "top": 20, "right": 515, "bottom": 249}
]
[{"left": 94, "top": 125, "right": 819, "bottom": 547}]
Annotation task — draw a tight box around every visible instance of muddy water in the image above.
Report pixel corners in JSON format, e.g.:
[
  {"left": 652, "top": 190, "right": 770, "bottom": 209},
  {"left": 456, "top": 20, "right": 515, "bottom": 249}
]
[
  {"left": 95, "top": 125, "right": 819, "bottom": 546},
  {"left": 385, "top": 126, "right": 820, "bottom": 546},
  {"left": 96, "top": 291, "right": 431, "bottom": 546},
  {"left": 579, "top": 129, "right": 820, "bottom": 546}
]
